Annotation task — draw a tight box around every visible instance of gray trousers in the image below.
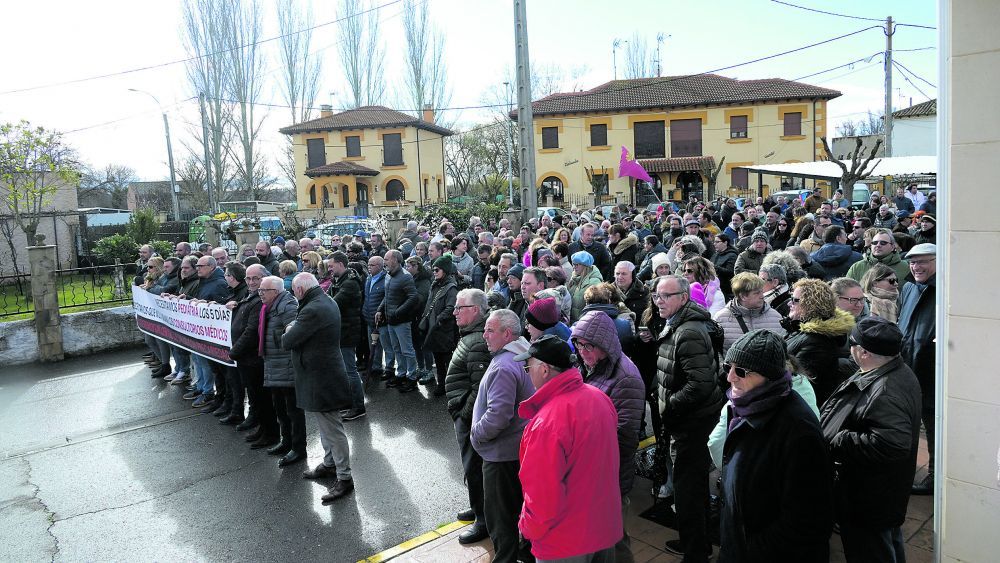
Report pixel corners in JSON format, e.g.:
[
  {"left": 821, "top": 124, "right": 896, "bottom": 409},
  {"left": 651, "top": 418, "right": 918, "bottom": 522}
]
[{"left": 312, "top": 410, "right": 352, "bottom": 480}]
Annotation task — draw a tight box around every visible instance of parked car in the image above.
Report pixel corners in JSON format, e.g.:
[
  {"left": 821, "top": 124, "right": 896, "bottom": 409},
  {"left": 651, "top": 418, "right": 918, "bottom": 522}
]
[
  {"left": 645, "top": 201, "right": 682, "bottom": 215},
  {"left": 850, "top": 184, "right": 871, "bottom": 208},
  {"left": 316, "top": 218, "right": 375, "bottom": 246},
  {"left": 770, "top": 189, "right": 811, "bottom": 204},
  {"left": 537, "top": 207, "right": 563, "bottom": 219}
]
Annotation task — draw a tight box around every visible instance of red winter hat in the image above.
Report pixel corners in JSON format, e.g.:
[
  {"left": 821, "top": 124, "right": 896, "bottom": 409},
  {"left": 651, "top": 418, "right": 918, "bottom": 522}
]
[{"left": 526, "top": 297, "right": 559, "bottom": 330}]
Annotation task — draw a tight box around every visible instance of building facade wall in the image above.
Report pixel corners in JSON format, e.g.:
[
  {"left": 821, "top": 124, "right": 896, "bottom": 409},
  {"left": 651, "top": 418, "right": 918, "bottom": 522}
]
[
  {"left": 291, "top": 126, "right": 447, "bottom": 214},
  {"left": 532, "top": 99, "right": 828, "bottom": 202},
  {"left": 892, "top": 115, "right": 937, "bottom": 157},
  {"left": 941, "top": 1, "right": 1000, "bottom": 560}
]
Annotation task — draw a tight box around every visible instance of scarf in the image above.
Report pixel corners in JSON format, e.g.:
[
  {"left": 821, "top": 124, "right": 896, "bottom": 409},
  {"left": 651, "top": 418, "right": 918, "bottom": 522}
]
[
  {"left": 257, "top": 302, "right": 268, "bottom": 357},
  {"left": 727, "top": 370, "right": 793, "bottom": 433},
  {"left": 866, "top": 287, "right": 899, "bottom": 323}
]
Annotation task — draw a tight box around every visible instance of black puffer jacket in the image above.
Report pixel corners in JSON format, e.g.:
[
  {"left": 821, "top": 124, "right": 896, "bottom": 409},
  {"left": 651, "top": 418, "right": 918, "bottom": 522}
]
[
  {"left": 229, "top": 292, "right": 263, "bottom": 368},
  {"left": 820, "top": 356, "right": 922, "bottom": 529},
  {"left": 620, "top": 279, "right": 649, "bottom": 322},
  {"left": 783, "top": 309, "right": 856, "bottom": 406},
  {"left": 445, "top": 317, "right": 491, "bottom": 421},
  {"left": 379, "top": 266, "right": 419, "bottom": 325},
  {"left": 328, "top": 267, "right": 364, "bottom": 348},
  {"left": 712, "top": 246, "right": 739, "bottom": 299},
  {"left": 655, "top": 300, "right": 726, "bottom": 424},
  {"left": 421, "top": 276, "right": 458, "bottom": 352}
]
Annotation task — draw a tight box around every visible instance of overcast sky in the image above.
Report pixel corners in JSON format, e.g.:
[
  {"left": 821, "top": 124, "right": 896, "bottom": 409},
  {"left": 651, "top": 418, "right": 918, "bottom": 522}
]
[{"left": 0, "top": 0, "right": 937, "bottom": 184}]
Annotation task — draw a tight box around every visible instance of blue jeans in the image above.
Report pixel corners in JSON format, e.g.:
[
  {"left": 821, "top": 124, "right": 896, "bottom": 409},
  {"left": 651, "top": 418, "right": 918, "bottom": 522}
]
[
  {"left": 386, "top": 322, "right": 416, "bottom": 380},
  {"left": 172, "top": 346, "right": 190, "bottom": 375},
  {"left": 368, "top": 322, "right": 395, "bottom": 373},
  {"left": 191, "top": 354, "right": 217, "bottom": 395},
  {"left": 341, "top": 347, "right": 365, "bottom": 411}
]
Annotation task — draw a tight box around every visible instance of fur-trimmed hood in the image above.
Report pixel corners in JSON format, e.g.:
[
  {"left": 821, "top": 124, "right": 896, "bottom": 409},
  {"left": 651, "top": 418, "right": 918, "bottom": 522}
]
[
  {"left": 612, "top": 233, "right": 639, "bottom": 256},
  {"left": 791, "top": 308, "right": 855, "bottom": 337}
]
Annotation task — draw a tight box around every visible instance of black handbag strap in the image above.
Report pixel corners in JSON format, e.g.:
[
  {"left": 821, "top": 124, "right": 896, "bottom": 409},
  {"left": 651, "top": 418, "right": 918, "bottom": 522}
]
[{"left": 734, "top": 312, "right": 750, "bottom": 334}]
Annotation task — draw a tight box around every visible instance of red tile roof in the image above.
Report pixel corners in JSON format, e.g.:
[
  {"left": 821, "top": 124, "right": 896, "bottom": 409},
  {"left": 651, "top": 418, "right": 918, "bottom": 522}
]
[
  {"left": 638, "top": 156, "right": 716, "bottom": 173},
  {"left": 280, "top": 105, "right": 453, "bottom": 136},
  {"left": 304, "top": 162, "right": 380, "bottom": 178},
  {"left": 892, "top": 99, "right": 936, "bottom": 118},
  {"left": 512, "top": 74, "right": 841, "bottom": 118}
]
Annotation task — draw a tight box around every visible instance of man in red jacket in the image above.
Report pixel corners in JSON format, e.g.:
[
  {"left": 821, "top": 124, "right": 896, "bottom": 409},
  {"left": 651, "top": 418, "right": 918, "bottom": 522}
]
[{"left": 515, "top": 335, "right": 622, "bottom": 562}]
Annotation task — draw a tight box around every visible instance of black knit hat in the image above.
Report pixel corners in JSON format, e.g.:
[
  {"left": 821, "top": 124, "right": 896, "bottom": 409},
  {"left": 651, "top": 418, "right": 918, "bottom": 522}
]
[
  {"left": 849, "top": 316, "right": 902, "bottom": 356},
  {"left": 724, "top": 329, "right": 788, "bottom": 381},
  {"left": 513, "top": 334, "right": 575, "bottom": 370},
  {"left": 432, "top": 253, "right": 455, "bottom": 274}
]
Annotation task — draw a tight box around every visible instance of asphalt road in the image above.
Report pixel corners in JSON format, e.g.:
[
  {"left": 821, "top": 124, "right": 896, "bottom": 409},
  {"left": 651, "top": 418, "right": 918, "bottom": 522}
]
[{"left": 0, "top": 347, "right": 470, "bottom": 562}]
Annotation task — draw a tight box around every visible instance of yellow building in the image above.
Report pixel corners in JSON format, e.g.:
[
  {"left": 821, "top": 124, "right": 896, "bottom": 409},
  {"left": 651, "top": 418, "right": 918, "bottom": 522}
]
[
  {"left": 279, "top": 105, "right": 452, "bottom": 215},
  {"left": 516, "top": 74, "right": 841, "bottom": 205}
]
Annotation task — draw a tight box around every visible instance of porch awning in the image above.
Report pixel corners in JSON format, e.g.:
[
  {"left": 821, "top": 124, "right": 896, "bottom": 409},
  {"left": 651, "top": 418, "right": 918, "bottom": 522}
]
[
  {"left": 733, "top": 156, "right": 936, "bottom": 182},
  {"left": 305, "top": 162, "right": 380, "bottom": 178},
  {"left": 638, "top": 156, "right": 715, "bottom": 174}
]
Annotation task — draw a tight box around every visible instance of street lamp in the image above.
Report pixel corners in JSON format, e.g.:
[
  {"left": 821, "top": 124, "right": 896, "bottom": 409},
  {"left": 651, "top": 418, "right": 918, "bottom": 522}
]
[{"left": 128, "top": 88, "right": 180, "bottom": 220}]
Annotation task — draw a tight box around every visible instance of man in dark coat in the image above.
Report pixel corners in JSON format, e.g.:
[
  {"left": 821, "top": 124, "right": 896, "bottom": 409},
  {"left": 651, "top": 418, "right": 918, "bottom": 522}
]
[
  {"left": 718, "top": 330, "right": 833, "bottom": 563},
  {"left": 255, "top": 240, "right": 281, "bottom": 276},
  {"left": 614, "top": 261, "right": 649, "bottom": 322},
  {"left": 229, "top": 264, "right": 280, "bottom": 449},
  {"left": 377, "top": 250, "right": 420, "bottom": 391},
  {"left": 327, "top": 252, "right": 367, "bottom": 420},
  {"left": 896, "top": 243, "right": 937, "bottom": 495},
  {"left": 568, "top": 223, "right": 613, "bottom": 280},
  {"left": 445, "top": 288, "right": 493, "bottom": 544},
  {"left": 363, "top": 256, "right": 393, "bottom": 378},
  {"left": 653, "top": 275, "right": 726, "bottom": 562},
  {"left": 188, "top": 255, "right": 233, "bottom": 409},
  {"left": 282, "top": 273, "right": 355, "bottom": 502},
  {"left": 821, "top": 317, "right": 922, "bottom": 562}
]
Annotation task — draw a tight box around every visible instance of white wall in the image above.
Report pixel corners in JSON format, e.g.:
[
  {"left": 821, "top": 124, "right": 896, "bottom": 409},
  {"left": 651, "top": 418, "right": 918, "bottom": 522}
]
[
  {"left": 893, "top": 115, "right": 937, "bottom": 157},
  {"left": 941, "top": 0, "right": 1000, "bottom": 560}
]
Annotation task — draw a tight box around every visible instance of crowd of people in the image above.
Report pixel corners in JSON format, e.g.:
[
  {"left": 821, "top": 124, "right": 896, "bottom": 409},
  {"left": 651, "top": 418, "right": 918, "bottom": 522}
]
[{"left": 133, "top": 183, "right": 936, "bottom": 562}]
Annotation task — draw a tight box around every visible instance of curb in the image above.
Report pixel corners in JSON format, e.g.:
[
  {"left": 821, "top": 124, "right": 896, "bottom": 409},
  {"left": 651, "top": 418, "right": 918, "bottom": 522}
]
[{"left": 358, "top": 520, "right": 469, "bottom": 562}]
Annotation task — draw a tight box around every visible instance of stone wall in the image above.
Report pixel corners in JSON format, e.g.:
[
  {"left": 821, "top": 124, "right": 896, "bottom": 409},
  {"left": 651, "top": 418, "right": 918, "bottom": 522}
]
[{"left": 0, "top": 306, "right": 143, "bottom": 367}]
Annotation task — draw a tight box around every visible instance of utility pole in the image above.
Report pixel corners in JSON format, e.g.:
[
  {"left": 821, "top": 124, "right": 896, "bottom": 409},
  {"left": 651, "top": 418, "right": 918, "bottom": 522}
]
[
  {"left": 199, "top": 92, "right": 216, "bottom": 214},
  {"left": 503, "top": 81, "right": 514, "bottom": 206},
  {"left": 128, "top": 89, "right": 180, "bottom": 220},
  {"left": 513, "top": 0, "right": 537, "bottom": 220},
  {"left": 884, "top": 16, "right": 894, "bottom": 157}
]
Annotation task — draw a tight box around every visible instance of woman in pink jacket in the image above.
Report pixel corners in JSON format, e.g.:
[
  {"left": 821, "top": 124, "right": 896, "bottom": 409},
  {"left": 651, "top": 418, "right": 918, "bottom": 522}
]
[{"left": 515, "top": 335, "right": 622, "bottom": 562}]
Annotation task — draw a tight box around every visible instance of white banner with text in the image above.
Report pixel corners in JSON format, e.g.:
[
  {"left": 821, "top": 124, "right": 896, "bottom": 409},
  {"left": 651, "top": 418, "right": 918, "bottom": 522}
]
[{"left": 132, "top": 286, "right": 236, "bottom": 366}]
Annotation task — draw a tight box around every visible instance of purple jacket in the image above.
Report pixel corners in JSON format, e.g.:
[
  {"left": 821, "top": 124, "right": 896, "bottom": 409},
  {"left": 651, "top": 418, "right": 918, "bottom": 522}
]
[
  {"left": 571, "top": 310, "right": 646, "bottom": 494},
  {"left": 471, "top": 337, "right": 535, "bottom": 462}
]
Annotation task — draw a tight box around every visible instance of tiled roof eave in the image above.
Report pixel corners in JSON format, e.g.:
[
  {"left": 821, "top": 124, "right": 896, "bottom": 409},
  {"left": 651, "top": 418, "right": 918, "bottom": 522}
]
[{"left": 521, "top": 94, "right": 842, "bottom": 118}]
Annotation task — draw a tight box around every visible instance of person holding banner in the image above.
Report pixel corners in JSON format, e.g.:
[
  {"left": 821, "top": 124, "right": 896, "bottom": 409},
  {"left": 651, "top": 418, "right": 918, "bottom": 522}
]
[
  {"left": 282, "top": 273, "right": 356, "bottom": 501},
  {"left": 188, "top": 255, "right": 232, "bottom": 409},
  {"left": 217, "top": 262, "right": 249, "bottom": 424},
  {"left": 258, "top": 276, "right": 307, "bottom": 467},
  {"left": 228, "top": 264, "right": 280, "bottom": 449}
]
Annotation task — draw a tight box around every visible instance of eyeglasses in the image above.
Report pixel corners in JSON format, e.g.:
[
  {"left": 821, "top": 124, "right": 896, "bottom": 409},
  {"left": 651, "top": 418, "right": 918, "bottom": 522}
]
[
  {"left": 454, "top": 304, "right": 478, "bottom": 310},
  {"left": 652, "top": 291, "right": 685, "bottom": 302},
  {"left": 838, "top": 295, "right": 866, "bottom": 305},
  {"left": 909, "top": 258, "right": 936, "bottom": 266},
  {"left": 722, "top": 363, "right": 751, "bottom": 379},
  {"left": 546, "top": 277, "right": 558, "bottom": 282},
  {"left": 573, "top": 340, "right": 597, "bottom": 352},
  {"left": 683, "top": 269, "right": 696, "bottom": 274},
  {"left": 871, "top": 240, "right": 893, "bottom": 247},
  {"left": 879, "top": 277, "right": 899, "bottom": 285},
  {"left": 778, "top": 223, "right": 788, "bottom": 227},
  {"left": 257, "top": 288, "right": 278, "bottom": 294},
  {"left": 246, "top": 276, "right": 263, "bottom": 282},
  {"left": 790, "top": 297, "right": 802, "bottom": 304},
  {"left": 196, "top": 264, "right": 212, "bottom": 269}
]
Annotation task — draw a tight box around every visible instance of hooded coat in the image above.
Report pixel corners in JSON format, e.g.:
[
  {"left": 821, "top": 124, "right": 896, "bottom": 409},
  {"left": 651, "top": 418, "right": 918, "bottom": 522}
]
[
  {"left": 783, "top": 308, "right": 856, "bottom": 405},
  {"left": 281, "top": 286, "right": 352, "bottom": 412},
  {"left": 571, "top": 311, "right": 645, "bottom": 494},
  {"left": 610, "top": 233, "right": 640, "bottom": 266},
  {"left": 810, "top": 243, "right": 863, "bottom": 280},
  {"left": 845, "top": 250, "right": 910, "bottom": 283},
  {"left": 655, "top": 300, "right": 727, "bottom": 424}
]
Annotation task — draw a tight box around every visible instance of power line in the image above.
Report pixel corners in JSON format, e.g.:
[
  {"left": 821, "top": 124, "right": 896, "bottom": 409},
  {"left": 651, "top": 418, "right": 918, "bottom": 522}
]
[
  {"left": 894, "top": 46, "right": 936, "bottom": 52},
  {"left": 769, "top": 0, "right": 883, "bottom": 22},
  {"left": 0, "top": 0, "right": 404, "bottom": 96},
  {"left": 62, "top": 97, "right": 197, "bottom": 135},
  {"left": 893, "top": 62, "right": 933, "bottom": 102},
  {"left": 896, "top": 23, "right": 937, "bottom": 31},
  {"left": 892, "top": 59, "right": 937, "bottom": 88}
]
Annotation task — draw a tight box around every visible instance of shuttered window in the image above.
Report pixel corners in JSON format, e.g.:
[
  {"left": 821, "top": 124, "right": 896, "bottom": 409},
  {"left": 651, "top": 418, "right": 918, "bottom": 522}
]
[
  {"left": 670, "top": 119, "right": 702, "bottom": 157},
  {"left": 346, "top": 136, "right": 361, "bottom": 157},
  {"left": 383, "top": 133, "right": 403, "bottom": 166},
  {"left": 730, "top": 116, "right": 748, "bottom": 139},
  {"left": 542, "top": 127, "right": 559, "bottom": 149},
  {"left": 306, "top": 139, "right": 326, "bottom": 169},
  {"left": 590, "top": 124, "right": 608, "bottom": 147},
  {"left": 732, "top": 168, "right": 749, "bottom": 189},
  {"left": 784, "top": 112, "right": 802, "bottom": 136},
  {"left": 633, "top": 121, "right": 665, "bottom": 159}
]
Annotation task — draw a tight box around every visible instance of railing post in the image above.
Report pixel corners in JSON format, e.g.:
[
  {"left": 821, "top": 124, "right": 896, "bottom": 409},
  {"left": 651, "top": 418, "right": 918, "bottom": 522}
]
[
  {"left": 28, "top": 243, "right": 64, "bottom": 362},
  {"left": 113, "top": 259, "right": 125, "bottom": 300}
]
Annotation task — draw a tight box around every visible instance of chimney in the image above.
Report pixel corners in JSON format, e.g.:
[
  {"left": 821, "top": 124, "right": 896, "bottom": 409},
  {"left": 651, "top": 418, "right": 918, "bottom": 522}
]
[
  {"left": 422, "top": 104, "right": 435, "bottom": 124},
  {"left": 320, "top": 104, "right": 333, "bottom": 118}
]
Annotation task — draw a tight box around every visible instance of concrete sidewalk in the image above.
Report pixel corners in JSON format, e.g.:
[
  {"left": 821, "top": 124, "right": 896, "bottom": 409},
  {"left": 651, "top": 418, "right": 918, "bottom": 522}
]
[{"left": 360, "top": 436, "right": 935, "bottom": 563}]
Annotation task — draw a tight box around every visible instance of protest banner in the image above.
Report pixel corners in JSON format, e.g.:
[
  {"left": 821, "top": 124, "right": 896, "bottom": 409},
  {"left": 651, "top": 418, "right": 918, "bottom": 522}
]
[{"left": 132, "top": 286, "right": 236, "bottom": 366}]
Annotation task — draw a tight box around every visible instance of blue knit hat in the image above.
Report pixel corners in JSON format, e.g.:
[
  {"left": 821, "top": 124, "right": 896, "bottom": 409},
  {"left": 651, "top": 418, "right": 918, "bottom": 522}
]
[{"left": 571, "top": 251, "right": 594, "bottom": 266}]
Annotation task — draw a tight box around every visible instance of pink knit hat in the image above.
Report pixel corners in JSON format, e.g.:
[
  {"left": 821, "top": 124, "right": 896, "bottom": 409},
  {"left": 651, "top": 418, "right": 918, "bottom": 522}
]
[{"left": 689, "top": 282, "right": 708, "bottom": 308}]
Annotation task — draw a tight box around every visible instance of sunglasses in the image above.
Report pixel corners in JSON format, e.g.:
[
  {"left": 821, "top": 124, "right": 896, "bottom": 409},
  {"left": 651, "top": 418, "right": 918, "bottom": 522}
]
[
  {"left": 546, "top": 277, "right": 558, "bottom": 282},
  {"left": 880, "top": 277, "right": 899, "bottom": 285},
  {"left": 871, "top": 240, "right": 893, "bottom": 246},
  {"left": 722, "top": 363, "right": 751, "bottom": 379}
]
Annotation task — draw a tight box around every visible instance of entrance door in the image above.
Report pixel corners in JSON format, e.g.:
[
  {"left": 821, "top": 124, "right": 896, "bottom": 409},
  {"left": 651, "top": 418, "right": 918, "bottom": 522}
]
[
  {"left": 676, "top": 171, "right": 704, "bottom": 201},
  {"left": 356, "top": 183, "right": 369, "bottom": 217}
]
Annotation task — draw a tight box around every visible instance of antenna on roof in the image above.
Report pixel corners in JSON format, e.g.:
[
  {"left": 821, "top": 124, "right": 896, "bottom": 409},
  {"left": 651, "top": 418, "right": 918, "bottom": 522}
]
[
  {"left": 612, "top": 39, "right": 622, "bottom": 80},
  {"left": 654, "top": 33, "right": 671, "bottom": 77}
]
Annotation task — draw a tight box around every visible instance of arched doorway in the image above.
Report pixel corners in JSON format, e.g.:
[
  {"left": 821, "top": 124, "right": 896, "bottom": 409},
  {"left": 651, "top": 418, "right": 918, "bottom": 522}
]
[
  {"left": 385, "top": 179, "right": 405, "bottom": 201},
  {"left": 677, "top": 171, "right": 704, "bottom": 201},
  {"left": 540, "top": 176, "right": 564, "bottom": 203},
  {"left": 341, "top": 184, "right": 350, "bottom": 208},
  {"left": 635, "top": 176, "right": 663, "bottom": 207}
]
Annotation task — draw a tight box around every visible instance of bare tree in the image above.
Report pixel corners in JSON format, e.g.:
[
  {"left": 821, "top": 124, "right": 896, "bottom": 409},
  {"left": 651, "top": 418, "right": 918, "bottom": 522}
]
[
  {"left": 699, "top": 156, "right": 726, "bottom": 201},
  {"left": 822, "top": 136, "right": 883, "bottom": 201},
  {"left": 836, "top": 109, "right": 885, "bottom": 138},
  {"left": 337, "top": 0, "right": 385, "bottom": 108},
  {"left": 402, "top": 0, "right": 450, "bottom": 123},
  {"left": 276, "top": 0, "right": 321, "bottom": 191},
  {"left": 182, "top": 0, "right": 234, "bottom": 210},
  {"left": 78, "top": 164, "right": 138, "bottom": 209},
  {"left": 624, "top": 33, "right": 651, "bottom": 79},
  {"left": 175, "top": 155, "right": 211, "bottom": 212}
]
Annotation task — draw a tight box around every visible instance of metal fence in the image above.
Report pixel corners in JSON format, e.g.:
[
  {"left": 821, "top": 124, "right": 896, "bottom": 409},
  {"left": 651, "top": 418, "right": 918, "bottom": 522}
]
[{"left": 0, "top": 264, "right": 136, "bottom": 320}]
